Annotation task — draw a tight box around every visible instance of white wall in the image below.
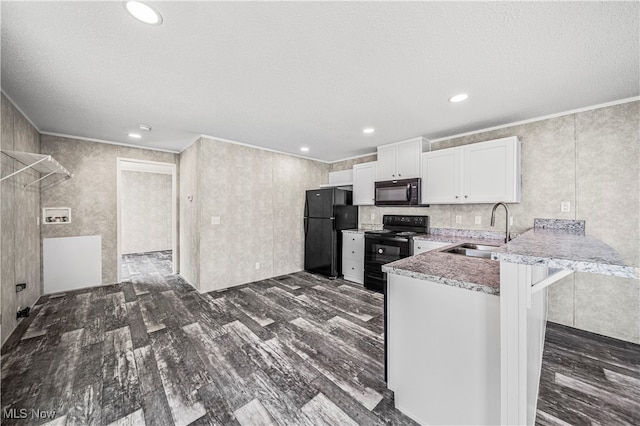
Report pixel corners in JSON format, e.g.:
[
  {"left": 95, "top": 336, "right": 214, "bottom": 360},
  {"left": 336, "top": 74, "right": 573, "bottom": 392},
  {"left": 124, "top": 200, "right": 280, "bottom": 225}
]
[
  {"left": 179, "top": 137, "right": 329, "bottom": 293},
  {"left": 121, "top": 170, "right": 172, "bottom": 254}
]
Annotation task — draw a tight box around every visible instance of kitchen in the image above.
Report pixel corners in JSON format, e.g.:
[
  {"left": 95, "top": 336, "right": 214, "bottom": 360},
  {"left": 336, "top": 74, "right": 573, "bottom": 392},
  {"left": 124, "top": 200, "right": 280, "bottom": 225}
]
[{"left": 1, "top": 2, "right": 639, "bottom": 426}]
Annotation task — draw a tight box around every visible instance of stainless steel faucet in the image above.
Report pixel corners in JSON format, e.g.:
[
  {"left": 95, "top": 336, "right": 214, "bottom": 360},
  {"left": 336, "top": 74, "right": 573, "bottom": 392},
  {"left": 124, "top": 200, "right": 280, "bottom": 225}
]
[{"left": 490, "top": 202, "right": 511, "bottom": 243}]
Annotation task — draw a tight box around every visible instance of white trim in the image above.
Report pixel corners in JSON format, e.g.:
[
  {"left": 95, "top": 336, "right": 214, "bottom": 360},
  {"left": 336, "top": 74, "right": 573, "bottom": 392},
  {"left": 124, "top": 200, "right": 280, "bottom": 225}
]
[
  {"left": 119, "top": 158, "right": 175, "bottom": 175},
  {"left": 199, "top": 134, "right": 328, "bottom": 163},
  {"left": 327, "top": 151, "right": 378, "bottom": 164},
  {"left": 429, "top": 96, "right": 640, "bottom": 143},
  {"left": 41, "top": 131, "right": 183, "bottom": 154},
  {"left": 116, "top": 157, "right": 178, "bottom": 282},
  {"left": 1, "top": 89, "right": 41, "bottom": 132}
]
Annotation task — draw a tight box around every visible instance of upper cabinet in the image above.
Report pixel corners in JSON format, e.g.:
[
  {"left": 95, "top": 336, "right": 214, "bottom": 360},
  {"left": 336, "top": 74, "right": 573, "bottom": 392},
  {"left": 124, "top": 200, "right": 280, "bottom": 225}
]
[
  {"left": 352, "top": 161, "right": 377, "bottom": 206},
  {"left": 421, "top": 148, "right": 461, "bottom": 204},
  {"left": 421, "top": 136, "right": 521, "bottom": 204},
  {"left": 375, "top": 137, "right": 426, "bottom": 181}
]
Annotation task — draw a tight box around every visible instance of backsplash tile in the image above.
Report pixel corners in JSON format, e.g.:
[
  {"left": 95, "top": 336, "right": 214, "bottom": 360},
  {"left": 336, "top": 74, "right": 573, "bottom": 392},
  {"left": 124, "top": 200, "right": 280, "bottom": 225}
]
[{"left": 534, "top": 218, "right": 586, "bottom": 234}]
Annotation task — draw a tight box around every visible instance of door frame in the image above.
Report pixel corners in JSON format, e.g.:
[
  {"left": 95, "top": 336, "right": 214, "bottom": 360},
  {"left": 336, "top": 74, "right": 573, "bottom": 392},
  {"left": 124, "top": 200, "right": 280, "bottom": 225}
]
[{"left": 116, "top": 157, "right": 177, "bottom": 282}]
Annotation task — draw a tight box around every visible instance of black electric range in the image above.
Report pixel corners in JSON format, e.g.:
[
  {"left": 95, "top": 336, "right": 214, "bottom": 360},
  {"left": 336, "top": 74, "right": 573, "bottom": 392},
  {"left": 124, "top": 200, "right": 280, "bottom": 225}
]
[{"left": 363, "top": 215, "right": 429, "bottom": 293}]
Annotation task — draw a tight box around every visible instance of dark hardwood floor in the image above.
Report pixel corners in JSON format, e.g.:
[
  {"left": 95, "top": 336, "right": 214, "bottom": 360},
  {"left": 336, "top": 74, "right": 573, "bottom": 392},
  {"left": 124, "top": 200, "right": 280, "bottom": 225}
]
[
  {"left": 1, "top": 252, "right": 414, "bottom": 425},
  {"left": 1, "top": 251, "right": 638, "bottom": 425},
  {"left": 536, "top": 322, "right": 640, "bottom": 425}
]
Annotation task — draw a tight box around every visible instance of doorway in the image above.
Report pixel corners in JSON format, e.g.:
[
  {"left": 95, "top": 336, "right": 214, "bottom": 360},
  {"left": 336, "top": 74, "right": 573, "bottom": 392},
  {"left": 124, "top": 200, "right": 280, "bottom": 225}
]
[{"left": 116, "top": 158, "right": 177, "bottom": 282}]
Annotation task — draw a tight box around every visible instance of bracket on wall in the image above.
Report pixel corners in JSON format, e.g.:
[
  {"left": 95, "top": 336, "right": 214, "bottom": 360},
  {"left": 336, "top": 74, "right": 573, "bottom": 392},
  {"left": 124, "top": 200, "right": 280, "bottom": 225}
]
[{"left": 0, "top": 150, "right": 72, "bottom": 189}]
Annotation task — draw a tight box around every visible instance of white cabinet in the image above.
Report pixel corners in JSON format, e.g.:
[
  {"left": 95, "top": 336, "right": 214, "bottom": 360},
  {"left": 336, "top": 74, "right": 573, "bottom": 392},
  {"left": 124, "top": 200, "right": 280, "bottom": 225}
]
[
  {"left": 421, "top": 136, "right": 521, "bottom": 204},
  {"left": 413, "top": 240, "right": 450, "bottom": 255},
  {"left": 421, "top": 149, "right": 461, "bottom": 204},
  {"left": 342, "top": 231, "right": 364, "bottom": 284},
  {"left": 376, "top": 137, "right": 425, "bottom": 181},
  {"left": 352, "top": 162, "right": 377, "bottom": 205},
  {"left": 463, "top": 137, "right": 520, "bottom": 203}
]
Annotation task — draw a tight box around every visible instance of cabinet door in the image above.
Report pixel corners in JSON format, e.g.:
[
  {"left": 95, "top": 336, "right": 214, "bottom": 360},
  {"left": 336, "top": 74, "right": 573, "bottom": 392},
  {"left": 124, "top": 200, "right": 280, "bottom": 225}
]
[
  {"left": 342, "top": 232, "right": 364, "bottom": 284},
  {"left": 353, "top": 162, "right": 377, "bottom": 205},
  {"left": 462, "top": 137, "right": 519, "bottom": 203},
  {"left": 396, "top": 140, "right": 422, "bottom": 179},
  {"left": 421, "top": 149, "right": 461, "bottom": 204},
  {"left": 376, "top": 145, "right": 397, "bottom": 181}
]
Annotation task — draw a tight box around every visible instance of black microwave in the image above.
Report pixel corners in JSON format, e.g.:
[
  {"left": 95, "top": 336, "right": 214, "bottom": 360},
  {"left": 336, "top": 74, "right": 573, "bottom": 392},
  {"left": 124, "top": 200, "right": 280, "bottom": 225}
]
[{"left": 374, "top": 178, "right": 424, "bottom": 206}]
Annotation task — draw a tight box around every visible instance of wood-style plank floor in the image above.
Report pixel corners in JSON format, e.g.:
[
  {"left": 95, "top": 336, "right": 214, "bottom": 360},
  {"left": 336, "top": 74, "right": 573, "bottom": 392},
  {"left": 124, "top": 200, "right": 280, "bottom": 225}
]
[
  {"left": 2, "top": 250, "right": 639, "bottom": 425},
  {"left": 536, "top": 322, "right": 640, "bottom": 425},
  {"left": 1, "top": 251, "right": 414, "bottom": 425}
]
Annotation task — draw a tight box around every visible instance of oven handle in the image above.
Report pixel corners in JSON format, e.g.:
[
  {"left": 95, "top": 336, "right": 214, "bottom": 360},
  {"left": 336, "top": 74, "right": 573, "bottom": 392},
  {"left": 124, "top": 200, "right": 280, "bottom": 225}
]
[
  {"left": 406, "top": 183, "right": 411, "bottom": 201},
  {"left": 304, "top": 218, "right": 308, "bottom": 236},
  {"left": 365, "top": 236, "right": 410, "bottom": 243}
]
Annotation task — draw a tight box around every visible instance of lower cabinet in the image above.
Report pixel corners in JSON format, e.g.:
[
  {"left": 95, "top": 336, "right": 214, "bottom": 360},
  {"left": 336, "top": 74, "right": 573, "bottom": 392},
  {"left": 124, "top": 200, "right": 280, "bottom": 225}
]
[
  {"left": 342, "top": 231, "right": 364, "bottom": 284},
  {"left": 413, "top": 240, "right": 450, "bottom": 255}
]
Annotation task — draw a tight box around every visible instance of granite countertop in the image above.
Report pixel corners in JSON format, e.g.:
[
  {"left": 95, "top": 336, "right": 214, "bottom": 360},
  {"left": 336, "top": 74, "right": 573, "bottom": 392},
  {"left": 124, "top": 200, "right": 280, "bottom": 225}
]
[
  {"left": 383, "top": 220, "right": 637, "bottom": 297},
  {"left": 342, "top": 228, "right": 369, "bottom": 234},
  {"left": 491, "top": 228, "right": 638, "bottom": 279},
  {"left": 383, "top": 249, "right": 502, "bottom": 295},
  {"left": 383, "top": 234, "right": 506, "bottom": 296}
]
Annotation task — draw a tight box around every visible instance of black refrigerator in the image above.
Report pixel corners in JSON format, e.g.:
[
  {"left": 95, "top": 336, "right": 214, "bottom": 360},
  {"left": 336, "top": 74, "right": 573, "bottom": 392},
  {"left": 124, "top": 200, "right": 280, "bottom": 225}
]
[{"left": 304, "top": 188, "right": 358, "bottom": 279}]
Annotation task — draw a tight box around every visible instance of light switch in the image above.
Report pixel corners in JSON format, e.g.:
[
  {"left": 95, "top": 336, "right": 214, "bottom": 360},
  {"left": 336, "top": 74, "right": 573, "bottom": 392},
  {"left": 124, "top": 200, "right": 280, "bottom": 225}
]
[{"left": 211, "top": 216, "right": 221, "bottom": 225}]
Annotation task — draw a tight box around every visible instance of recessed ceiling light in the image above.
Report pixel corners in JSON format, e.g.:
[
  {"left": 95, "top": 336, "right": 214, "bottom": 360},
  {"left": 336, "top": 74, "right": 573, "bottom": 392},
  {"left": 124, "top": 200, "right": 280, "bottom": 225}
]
[
  {"left": 125, "top": 1, "right": 163, "bottom": 25},
  {"left": 300, "top": 147, "right": 310, "bottom": 152},
  {"left": 363, "top": 128, "right": 375, "bottom": 134},
  {"left": 449, "top": 93, "right": 469, "bottom": 103},
  {"left": 138, "top": 123, "right": 152, "bottom": 131},
  {"left": 128, "top": 133, "right": 142, "bottom": 139}
]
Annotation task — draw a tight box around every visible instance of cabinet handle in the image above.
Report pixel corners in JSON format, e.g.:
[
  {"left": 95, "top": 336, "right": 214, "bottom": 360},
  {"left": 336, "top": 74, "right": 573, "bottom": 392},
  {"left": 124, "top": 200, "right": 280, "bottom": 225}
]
[
  {"left": 352, "top": 251, "right": 355, "bottom": 254},
  {"left": 465, "top": 195, "right": 468, "bottom": 198},
  {"left": 398, "top": 174, "right": 401, "bottom": 177},
  {"left": 455, "top": 195, "right": 459, "bottom": 199}
]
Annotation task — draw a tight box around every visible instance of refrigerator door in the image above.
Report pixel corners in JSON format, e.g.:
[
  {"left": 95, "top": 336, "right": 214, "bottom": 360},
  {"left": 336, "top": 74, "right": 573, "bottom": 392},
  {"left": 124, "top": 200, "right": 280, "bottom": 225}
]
[
  {"left": 304, "top": 217, "right": 337, "bottom": 277},
  {"left": 334, "top": 205, "right": 358, "bottom": 230},
  {"left": 305, "top": 189, "right": 335, "bottom": 219}
]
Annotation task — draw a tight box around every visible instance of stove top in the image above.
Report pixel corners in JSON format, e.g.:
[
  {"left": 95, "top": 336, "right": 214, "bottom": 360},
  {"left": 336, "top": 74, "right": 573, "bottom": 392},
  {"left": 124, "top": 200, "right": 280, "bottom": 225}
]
[
  {"left": 364, "top": 215, "right": 430, "bottom": 237},
  {"left": 364, "top": 229, "right": 427, "bottom": 239}
]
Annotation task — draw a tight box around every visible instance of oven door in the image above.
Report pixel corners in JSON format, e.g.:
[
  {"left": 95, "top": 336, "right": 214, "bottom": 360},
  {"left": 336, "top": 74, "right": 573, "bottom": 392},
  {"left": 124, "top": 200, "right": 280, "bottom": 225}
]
[
  {"left": 374, "top": 178, "right": 421, "bottom": 206},
  {"left": 364, "top": 236, "right": 411, "bottom": 292}
]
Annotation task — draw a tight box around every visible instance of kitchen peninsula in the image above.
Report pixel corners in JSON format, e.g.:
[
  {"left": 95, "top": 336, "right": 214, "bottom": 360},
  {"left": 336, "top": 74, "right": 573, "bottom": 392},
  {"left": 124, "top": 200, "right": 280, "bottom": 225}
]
[{"left": 382, "top": 219, "right": 637, "bottom": 425}]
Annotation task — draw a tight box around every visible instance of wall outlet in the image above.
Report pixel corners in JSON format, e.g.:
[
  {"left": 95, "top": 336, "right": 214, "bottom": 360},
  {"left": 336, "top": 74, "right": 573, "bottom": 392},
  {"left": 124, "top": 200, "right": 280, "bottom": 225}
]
[
  {"left": 255, "top": 262, "right": 260, "bottom": 270},
  {"left": 455, "top": 215, "right": 462, "bottom": 224},
  {"left": 211, "top": 216, "right": 221, "bottom": 225},
  {"left": 475, "top": 216, "right": 482, "bottom": 225},
  {"left": 370, "top": 212, "right": 375, "bottom": 221},
  {"left": 561, "top": 202, "right": 571, "bottom": 213},
  {"left": 509, "top": 216, "right": 514, "bottom": 226}
]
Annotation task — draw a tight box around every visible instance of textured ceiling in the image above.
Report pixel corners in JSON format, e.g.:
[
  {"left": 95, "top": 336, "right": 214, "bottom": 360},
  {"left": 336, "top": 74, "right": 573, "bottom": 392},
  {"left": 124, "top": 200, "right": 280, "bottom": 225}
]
[{"left": 1, "top": 1, "right": 638, "bottom": 161}]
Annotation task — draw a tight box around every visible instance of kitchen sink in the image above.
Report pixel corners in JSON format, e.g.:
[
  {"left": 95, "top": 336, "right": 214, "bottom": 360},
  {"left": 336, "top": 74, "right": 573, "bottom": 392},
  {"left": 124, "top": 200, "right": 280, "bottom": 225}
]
[{"left": 443, "top": 243, "right": 500, "bottom": 259}]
